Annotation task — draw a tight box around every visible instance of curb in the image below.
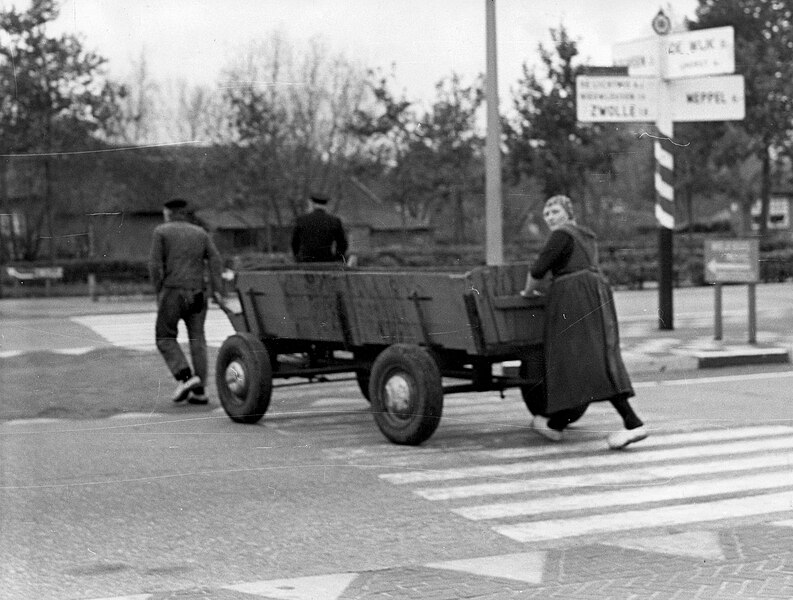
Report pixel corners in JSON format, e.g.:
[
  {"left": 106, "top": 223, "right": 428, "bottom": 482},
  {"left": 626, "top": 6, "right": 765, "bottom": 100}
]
[{"left": 688, "top": 345, "right": 790, "bottom": 369}]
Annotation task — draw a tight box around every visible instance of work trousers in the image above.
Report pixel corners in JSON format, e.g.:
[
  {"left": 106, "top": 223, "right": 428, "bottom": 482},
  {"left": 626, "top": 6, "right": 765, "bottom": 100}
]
[{"left": 155, "top": 287, "right": 208, "bottom": 383}]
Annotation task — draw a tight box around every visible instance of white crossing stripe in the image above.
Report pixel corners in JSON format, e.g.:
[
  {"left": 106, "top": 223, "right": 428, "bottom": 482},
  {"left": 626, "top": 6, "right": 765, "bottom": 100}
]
[
  {"left": 374, "top": 425, "right": 793, "bottom": 544},
  {"left": 497, "top": 491, "right": 793, "bottom": 543},
  {"left": 455, "top": 470, "right": 793, "bottom": 520},
  {"left": 381, "top": 430, "right": 793, "bottom": 484},
  {"left": 474, "top": 425, "right": 791, "bottom": 461},
  {"left": 71, "top": 310, "right": 234, "bottom": 350},
  {"left": 418, "top": 450, "right": 793, "bottom": 501}
]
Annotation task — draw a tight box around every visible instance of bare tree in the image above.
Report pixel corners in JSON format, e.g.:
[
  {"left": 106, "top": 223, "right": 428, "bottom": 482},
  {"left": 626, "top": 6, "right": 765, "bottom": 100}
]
[
  {"left": 222, "top": 32, "right": 369, "bottom": 227},
  {"left": 113, "top": 51, "right": 160, "bottom": 145}
]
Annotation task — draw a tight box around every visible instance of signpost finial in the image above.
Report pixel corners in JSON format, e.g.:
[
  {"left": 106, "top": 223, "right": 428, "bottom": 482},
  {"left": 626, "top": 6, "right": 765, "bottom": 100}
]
[{"left": 652, "top": 8, "right": 672, "bottom": 36}]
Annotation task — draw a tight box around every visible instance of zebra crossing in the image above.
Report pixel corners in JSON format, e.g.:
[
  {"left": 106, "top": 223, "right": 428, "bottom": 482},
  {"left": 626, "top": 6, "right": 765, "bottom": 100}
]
[
  {"left": 70, "top": 309, "right": 234, "bottom": 351},
  {"left": 376, "top": 420, "right": 793, "bottom": 544}
]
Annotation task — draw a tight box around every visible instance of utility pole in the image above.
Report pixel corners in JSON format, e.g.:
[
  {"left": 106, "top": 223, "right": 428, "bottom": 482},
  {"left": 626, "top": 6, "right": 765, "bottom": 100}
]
[{"left": 484, "top": 0, "right": 503, "bottom": 265}]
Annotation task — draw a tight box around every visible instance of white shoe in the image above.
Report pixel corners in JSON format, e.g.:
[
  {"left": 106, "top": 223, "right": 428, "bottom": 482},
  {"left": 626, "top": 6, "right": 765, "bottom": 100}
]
[
  {"left": 171, "top": 375, "right": 201, "bottom": 403},
  {"left": 532, "top": 415, "right": 563, "bottom": 442},
  {"left": 608, "top": 425, "right": 648, "bottom": 450}
]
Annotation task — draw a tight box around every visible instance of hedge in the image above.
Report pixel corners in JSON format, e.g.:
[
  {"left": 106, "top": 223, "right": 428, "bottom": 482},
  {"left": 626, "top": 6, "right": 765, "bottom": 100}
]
[
  {"left": 3, "top": 238, "right": 793, "bottom": 294},
  {"left": 2, "top": 258, "right": 150, "bottom": 285}
]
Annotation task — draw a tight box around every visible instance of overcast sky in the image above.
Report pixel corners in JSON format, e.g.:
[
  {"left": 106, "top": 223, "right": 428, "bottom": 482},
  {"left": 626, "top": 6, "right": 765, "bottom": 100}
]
[{"left": 2, "top": 0, "right": 702, "bottom": 104}]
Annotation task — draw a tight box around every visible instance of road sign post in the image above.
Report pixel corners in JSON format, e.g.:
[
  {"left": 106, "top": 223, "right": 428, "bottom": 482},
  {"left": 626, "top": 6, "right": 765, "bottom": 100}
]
[
  {"left": 577, "top": 14, "right": 744, "bottom": 331},
  {"left": 704, "top": 238, "right": 760, "bottom": 343}
]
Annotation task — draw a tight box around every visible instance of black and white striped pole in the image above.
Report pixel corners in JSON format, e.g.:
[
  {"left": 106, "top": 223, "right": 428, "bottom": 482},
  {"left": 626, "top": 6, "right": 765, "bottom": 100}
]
[
  {"left": 655, "top": 105, "right": 675, "bottom": 330},
  {"left": 653, "top": 9, "right": 675, "bottom": 330}
]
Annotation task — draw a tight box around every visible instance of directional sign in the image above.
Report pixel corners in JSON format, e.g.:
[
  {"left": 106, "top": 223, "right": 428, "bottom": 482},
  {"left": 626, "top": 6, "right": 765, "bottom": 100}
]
[
  {"left": 665, "top": 26, "right": 735, "bottom": 79},
  {"left": 613, "top": 26, "right": 734, "bottom": 79},
  {"left": 670, "top": 75, "right": 744, "bottom": 121},
  {"left": 612, "top": 37, "right": 660, "bottom": 77},
  {"left": 704, "top": 239, "right": 759, "bottom": 283},
  {"left": 576, "top": 76, "right": 658, "bottom": 122}
]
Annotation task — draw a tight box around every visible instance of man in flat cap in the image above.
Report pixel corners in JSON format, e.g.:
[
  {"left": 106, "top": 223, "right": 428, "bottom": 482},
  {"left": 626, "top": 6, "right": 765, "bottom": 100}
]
[
  {"left": 291, "top": 193, "right": 349, "bottom": 263},
  {"left": 149, "top": 197, "right": 224, "bottom": 404}
]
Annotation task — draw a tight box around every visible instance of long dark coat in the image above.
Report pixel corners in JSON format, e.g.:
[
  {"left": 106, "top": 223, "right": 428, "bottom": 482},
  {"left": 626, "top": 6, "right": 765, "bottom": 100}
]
[{"left": 533, "top": 223, "right": 634, "bottom": 413}]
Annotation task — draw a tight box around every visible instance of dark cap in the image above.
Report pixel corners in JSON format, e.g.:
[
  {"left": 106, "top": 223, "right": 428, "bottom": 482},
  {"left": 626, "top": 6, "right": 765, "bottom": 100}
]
[
  {"left": 309, "top": 194, "right": 329, "bottom": 205},
  {"left": 164, "top": 198, "right": 188, "bottom": 210}
]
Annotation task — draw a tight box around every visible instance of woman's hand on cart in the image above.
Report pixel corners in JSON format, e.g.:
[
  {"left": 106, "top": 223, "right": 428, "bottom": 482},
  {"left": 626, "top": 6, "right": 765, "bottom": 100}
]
[{"left": 520, "top": 288, "right": 543, "bottom": 298}]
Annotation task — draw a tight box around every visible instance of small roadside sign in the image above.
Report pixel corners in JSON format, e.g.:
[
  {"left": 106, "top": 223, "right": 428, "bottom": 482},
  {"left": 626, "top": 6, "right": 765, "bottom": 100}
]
[
  {"left": 665, "top": 26, "right": 735, "bottom": 80},
  {"left": 5, "top": 266, "right": 64, "bottom": 280},
  {"left": 575, "top": 76, "right": 658, "bottom": 122},
  {"left": 670, "top": 74, "right": 744, "bottom": 121},
  {"left": 704, "top": 239, "right": 759, "bottom": 283}
]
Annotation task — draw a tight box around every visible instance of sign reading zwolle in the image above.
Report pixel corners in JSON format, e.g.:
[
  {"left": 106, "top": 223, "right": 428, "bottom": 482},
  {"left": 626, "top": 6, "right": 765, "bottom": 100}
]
[
  {"left": 704, "top": 238, "right": 759, "bottom": 283},
  {"left": 575, "top": 76, "right": 658, "bottom": 122},
  {"left": 612, "top": 26, "right": 735, "bottom": 79}
]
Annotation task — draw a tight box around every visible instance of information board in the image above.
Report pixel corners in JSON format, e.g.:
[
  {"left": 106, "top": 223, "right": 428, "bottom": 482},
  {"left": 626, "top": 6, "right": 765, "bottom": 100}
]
[
  {"left": 575, "top": 76, "right": 658, "bottom": 122},
  {"left": 703, "top": 239, "right": 759, "bottom": 283}
]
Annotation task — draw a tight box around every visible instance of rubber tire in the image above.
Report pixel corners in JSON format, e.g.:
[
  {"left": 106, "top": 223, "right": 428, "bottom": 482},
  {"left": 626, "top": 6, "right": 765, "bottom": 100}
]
[
  {"left": 369, "top": 344, "right": 443, "bottom": 445},
  {"left": 520, "top": 382, "right": 546, "bottom": 416},
  {"left": 519, "top": 359, "right": 546, "bottom": 416},
  {"left": 518, "top": 360, "right": 586, "bottom": 425},
  {"left": 356, "top": 370, "right": 371, "bottom": 402},
  {"left": 216, "top": 333, "right": 273, "bottom": 424}
]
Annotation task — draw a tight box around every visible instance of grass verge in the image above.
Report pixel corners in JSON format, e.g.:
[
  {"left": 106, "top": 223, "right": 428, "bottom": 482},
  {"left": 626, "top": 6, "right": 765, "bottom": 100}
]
[{"left": 1, "top": 347, "right": 220, "bottom": 420}]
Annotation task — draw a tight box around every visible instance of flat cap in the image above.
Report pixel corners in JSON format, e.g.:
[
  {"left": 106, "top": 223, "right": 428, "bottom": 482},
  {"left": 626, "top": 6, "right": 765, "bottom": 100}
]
[
  {"left": 164, "top": 198, "right": 188, "bottom": 210},
  {"left": 309, "top": 194, "right": 329, "bottom": 205}
]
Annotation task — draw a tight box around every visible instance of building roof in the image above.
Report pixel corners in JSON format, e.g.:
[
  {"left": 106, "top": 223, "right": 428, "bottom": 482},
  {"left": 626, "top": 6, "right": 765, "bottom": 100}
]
[
  {"left": 335, "top": 176, "right": 430, "bottom": 231},
  {"left": 194, "top": 208, "right": 272, "bottom": 230}
]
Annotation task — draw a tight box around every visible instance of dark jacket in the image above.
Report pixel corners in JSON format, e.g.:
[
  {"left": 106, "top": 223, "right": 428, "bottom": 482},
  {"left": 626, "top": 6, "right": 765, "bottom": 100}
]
[
  {"left": 291, "top": 208, "right": 348, "bottom": 263},
  {"left": 149, "top": 218, "right": 223, "bottom": 293}
]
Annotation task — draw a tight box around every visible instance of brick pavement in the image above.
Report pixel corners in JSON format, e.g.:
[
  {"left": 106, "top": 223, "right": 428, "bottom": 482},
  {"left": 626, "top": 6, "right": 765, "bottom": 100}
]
[
  {"left": 70, "top": 412, "right": 793, "bottom": 600},
  {"left": 82, "top": 525, "right": 793, "bottom": 599}
]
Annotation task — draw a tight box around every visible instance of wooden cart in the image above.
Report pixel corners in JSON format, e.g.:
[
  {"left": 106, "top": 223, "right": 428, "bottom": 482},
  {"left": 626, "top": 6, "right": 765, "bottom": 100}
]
[{"left": 216, "top": 263, "right": 547, "bottom": 445}]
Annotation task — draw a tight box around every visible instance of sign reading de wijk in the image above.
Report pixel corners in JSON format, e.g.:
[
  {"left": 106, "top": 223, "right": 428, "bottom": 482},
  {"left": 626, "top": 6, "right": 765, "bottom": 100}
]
[
  {"left": 612, "top": 26, "right": 734, "bottom": 79},
  {"left": 576, "top": 76, "right": 658, "bottom": 122},
  {"left": 704, "top": 238, "right": 759, "bottom": 284},
  {"left": 665, "top": 26, "right": 735, "bottom": 79}
]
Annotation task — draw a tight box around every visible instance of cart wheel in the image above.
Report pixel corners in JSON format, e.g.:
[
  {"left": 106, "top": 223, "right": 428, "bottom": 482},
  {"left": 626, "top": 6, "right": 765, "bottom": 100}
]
[
  {"left": 355, "top": 370, "right": 371, "bottom": 402},
  {"left": 369, "top": 344, "right": 443, "bottom": 445},
  {"left": 518, "top": 360, "right": 586, "bottom": 425},
  {"left": 216, "top": 333, "right": 272, "bottom": 424},
  {"left": 520, "top": 383, "right": 546, "bottom": 416},
  {"left": 519, "top": 359, "right": 546, "bottom": 416}
]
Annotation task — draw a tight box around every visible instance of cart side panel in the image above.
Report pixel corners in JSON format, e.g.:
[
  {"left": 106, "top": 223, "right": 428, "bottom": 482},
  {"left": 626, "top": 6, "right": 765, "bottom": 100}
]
[
  {"left": 345, "top": 271, "right": 476, "bottom": 352},
  {"left": 234, "top": 271, "right": 297, "bottom": 339},
  {"left": 465, "top": 264, "right": 545, "bottom": 349},
  {"left": 235, "top": 270, "right": 348, "bottom": 342},
  {"left": 277, "top": 270, "right": 348, "bottom": 342}
]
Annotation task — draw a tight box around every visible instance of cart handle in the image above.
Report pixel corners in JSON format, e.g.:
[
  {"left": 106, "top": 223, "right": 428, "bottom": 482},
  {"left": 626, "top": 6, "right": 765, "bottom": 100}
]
[{"left": 493, "top": 294, "right": 545, "bottom": 310}]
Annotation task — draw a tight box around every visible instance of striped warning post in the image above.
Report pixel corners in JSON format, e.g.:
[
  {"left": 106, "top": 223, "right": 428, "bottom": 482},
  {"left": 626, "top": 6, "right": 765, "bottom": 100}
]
[{"left": 654, "top": 129, "right": 675, "bottom": 229}]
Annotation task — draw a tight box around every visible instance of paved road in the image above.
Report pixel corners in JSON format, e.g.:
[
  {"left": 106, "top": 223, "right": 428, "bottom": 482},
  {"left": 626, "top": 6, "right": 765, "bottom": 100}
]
[
  {"left": 3, "top": 371, "right": 793, "bottom": 599},
  {"left": 3, "top": 286, "right": 793, "bottom": 599}
]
